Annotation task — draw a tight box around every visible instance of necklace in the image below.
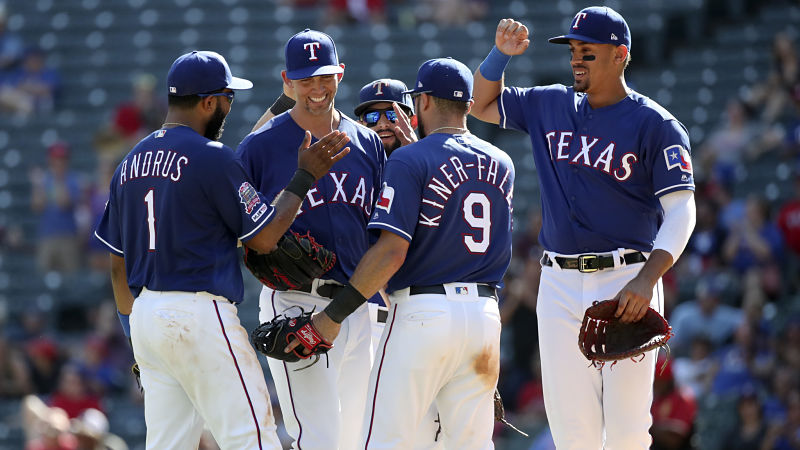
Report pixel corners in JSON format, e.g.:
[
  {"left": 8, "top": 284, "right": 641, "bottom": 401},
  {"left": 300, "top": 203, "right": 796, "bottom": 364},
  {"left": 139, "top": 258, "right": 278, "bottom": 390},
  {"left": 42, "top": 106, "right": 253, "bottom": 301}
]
[
  {"left": 428, "top": 126, "right": 468, "bottom": 135},
  {"left": 161, "top": 122, "right": 191, "bottom": 128}
]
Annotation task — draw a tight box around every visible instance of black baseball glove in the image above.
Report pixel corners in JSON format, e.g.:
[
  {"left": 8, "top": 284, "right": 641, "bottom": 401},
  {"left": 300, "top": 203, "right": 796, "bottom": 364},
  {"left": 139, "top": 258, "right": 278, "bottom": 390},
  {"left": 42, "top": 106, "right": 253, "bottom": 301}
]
[
  {"left": 251, "top": 307, "right": 333, "bottom": 363},
  {"left": 244, "top": 230, "right": 336, "bottom": 291}
]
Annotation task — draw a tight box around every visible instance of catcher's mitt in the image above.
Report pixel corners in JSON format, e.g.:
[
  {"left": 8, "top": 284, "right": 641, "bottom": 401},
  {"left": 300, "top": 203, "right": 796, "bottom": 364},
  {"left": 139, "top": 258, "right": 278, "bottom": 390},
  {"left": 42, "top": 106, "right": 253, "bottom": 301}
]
[
  {"left": 251, "top": 307, "right": 332, "bottom": 364},
  {"left": 579, "top": 299, "right": 673, "bottom": 368},
  {"left": 244, "top": 230, "right": 336, "bottom": 291}
]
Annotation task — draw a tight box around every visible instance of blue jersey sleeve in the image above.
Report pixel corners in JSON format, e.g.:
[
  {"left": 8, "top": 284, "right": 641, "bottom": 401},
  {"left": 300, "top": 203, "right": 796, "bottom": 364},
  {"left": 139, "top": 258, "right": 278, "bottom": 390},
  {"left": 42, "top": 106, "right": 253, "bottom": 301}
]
[
  {"left": 94, "top": 177, "right": 124, "bottom": 256},
  {"left": 368, "top": 158, "right": 422, "bottom": 242},
  {"left": 649, "top": 119, "right": 695, "bottom": 197},
  {"left": 207, "top": 152, "right": 274, "bottom": 243}
]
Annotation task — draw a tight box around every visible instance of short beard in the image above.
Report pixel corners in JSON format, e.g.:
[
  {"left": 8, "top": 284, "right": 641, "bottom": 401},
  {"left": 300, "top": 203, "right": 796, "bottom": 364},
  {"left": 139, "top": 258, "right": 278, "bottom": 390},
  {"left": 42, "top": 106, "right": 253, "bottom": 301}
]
[
  {"left": 383, "top": 138, "right": 401, "bottom": 155},
  {"left": 204, "top": 104, "right": 227, "bottom": 140},
  {"left": 573, "top": 79, "right": 589, "bottom": 93}
]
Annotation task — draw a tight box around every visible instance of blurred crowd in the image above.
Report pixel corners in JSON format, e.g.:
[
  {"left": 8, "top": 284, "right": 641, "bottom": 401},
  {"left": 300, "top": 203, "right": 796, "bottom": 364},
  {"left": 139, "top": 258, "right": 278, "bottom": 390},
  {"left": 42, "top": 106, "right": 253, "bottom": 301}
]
[{"left": 0, "top": 1, "right": 799, "bottom": 449}]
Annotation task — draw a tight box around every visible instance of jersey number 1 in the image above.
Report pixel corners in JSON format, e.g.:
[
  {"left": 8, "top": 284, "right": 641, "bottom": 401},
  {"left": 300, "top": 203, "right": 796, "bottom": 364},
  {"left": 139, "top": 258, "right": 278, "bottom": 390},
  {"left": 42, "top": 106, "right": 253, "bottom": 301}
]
[
  {"left": 462, "top": 192, "right": 491, "bottom": 253},
  {"left": 144, "top": 189, "right": 156, "bottom": 251}
]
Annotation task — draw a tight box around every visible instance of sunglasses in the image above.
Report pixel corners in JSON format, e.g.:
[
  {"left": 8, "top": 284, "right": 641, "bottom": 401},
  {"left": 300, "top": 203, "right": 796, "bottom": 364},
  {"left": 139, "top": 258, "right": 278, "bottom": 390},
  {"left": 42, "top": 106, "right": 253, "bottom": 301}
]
[
  {"left": 198, "top": 91, "right": 235, "bottom": 103},
  {"left": 362, "top": 109, "right": 397, "bottom": 127}
]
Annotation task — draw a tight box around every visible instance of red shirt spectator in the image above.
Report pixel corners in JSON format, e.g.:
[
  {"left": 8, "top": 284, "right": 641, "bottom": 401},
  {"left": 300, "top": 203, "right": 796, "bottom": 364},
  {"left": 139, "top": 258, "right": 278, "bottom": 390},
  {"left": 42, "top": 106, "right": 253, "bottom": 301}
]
[
  {"left": 48, "top": 365, "right": 103, "bottom": 419},
  {"left": 651, "top": 358, "right": 697, "bottom": 450},
  {"left": 777, "top": 176, "right": 800, "bottom": 255}
]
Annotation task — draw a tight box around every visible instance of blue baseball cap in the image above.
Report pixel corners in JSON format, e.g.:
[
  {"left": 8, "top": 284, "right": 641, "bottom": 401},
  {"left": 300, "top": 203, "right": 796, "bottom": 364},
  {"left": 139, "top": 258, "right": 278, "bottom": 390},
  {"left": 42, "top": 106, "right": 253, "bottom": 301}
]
[
  {"left": 285, "top": 28, "right": 344, "bottom": 80},
  {"left": 403, "top": 57, "right": 473, "bottom": 102},
  {"left": 548, "top": 6, "right": 631, "bottom": 51},
  {"left": 167, "top": 50, "right": 252, "bottom": 96},
  {"left": 354, "top": 79, "right": 414, "bottom": 117}
]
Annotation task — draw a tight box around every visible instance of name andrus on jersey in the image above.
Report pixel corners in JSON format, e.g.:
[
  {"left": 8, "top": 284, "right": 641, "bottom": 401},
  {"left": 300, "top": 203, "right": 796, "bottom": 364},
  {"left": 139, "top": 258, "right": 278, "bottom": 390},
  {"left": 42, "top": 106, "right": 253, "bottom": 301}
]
[{"left": 119, "top": 149, "right": 189, "bottom": 185}]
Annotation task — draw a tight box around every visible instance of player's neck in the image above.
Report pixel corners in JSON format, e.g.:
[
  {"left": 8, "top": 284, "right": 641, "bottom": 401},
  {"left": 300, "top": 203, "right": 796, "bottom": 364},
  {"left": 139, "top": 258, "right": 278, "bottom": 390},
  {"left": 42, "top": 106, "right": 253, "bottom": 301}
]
[
  {"left": 586, "top": 77, "right": 630, "bottom": 109},
  {"left": 290, "top": 106, "right": 341, "bottom": 138},
  {"left": 424, "top": 117, "right": 468, "bottom": 135},
  {"left": 162, "top": 112, "right": 205, "bottom": 135}
]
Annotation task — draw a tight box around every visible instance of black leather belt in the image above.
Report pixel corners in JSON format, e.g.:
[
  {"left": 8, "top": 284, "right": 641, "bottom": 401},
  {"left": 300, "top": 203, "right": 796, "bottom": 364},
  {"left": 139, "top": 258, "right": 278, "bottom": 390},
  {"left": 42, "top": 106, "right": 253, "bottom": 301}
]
[
  {"left": 540, "top": 252, "right": 646, "bottom": 273},
  {"left": 293, "top": 283, "right": 344, "bottom": 299},
  {"left": 409, "top": 284, "right": 498, "bottom": 300}
]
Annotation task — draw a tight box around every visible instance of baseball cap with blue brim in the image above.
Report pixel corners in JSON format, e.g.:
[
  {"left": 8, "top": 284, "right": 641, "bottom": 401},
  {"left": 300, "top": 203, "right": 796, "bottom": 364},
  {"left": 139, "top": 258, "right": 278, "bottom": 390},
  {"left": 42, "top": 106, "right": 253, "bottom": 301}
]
[
  {"left": 167, "top": 50, "right": 253, "bottom": 96},
  {"left": 402, "top": 57, "right": 473, "bottom": 102},
  {"left": 548, "top": 6, "right": 631, "bottom": 51},
  {"left": 285, "top": 28, "right": 344, "bottom": 80},
  {"left": 354, "top": 79, "right": 415, "bottom": 117}
]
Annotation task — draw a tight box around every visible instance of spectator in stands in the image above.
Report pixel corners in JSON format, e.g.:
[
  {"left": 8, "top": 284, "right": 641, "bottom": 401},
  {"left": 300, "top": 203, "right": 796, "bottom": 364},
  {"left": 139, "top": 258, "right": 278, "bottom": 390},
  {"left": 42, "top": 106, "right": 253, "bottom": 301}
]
[
  {"left": 684, "top": 195, "right": 727, "bottom": 270},
  {"left": 762, "top": 388, "right": 800, "bottom": 450},
  {"left": 0, "top": 334, "right": 33, "bottom": 397},
  {"left": 24, "top": 337, "right": 63, "bottom": 396},
  {"left": 672, "top": 336, "right": 716, "bottom": 399},
  {"left": 721, "top": 385, "right": 769, "bottom": 450},
  {"left": 747, "top": 31, "right": 799, "bottom": 124},
  {"left": 762, "top": 365, "right": 798, "bottom": 425},
  {"left": 707, "top": 180, "right": 746, "bottom": 233},
  {"left": 777, "top": 174, "right": 800, "bottom": 256},
  {"left": 49, "top": 364, "right": 103, "bottom": 419},
  {"left": 650, "top": 355, "right": 697, "bottom": 450},
  {"left": 77, "top": 336, "right": 125, "bottom": 396},
  {"left": 669, "top": 274, "right": 743, "bottom": 355},
  {"left": 22, "top": 396, "right": 78, "bottom": 450},
  {"left": 108, "top": 73, "right": 165, "bottom": 148},
  {"left": 81, "top": 157, "right": 115, "bottom": 273},
  {"left": 0, "top": 3, "right": 24, "bottom": 72},
  {"left": 0, "top": 46, "right": 61, "bottom": 119},
  {"left": 414, "top": 0, "right": 488, "bottom": 26},
  {"left": 30, "top": 141, "right": 82, "bottom": 274},
  {"left": 69, "top": 408, "right": 127, "bottom": 450},
  {"left": 722, "top": 194, "right": 784, "bottom": 274},
  {"left": 697, "top": 99, "right": 760, "bottom": 185},
  {"left": 710, "top": 321, "right": 774, "bottom": 396},
  {"left": 324, "top": 0, "right": 386, "bottom": 25}
]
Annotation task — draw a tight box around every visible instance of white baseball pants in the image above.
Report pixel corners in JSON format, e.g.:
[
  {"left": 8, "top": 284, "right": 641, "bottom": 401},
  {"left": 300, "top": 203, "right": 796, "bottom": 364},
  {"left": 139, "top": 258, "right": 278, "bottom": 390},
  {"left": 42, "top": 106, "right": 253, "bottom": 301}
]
[
  {"left": 364, "top": 284, "right": 501, "bottom": 449},
  {"left": 536, "top": 251, "right": 662, "bottom": 449},
  {"left": 260, "top": 283, "right": 372, "bottom": 450},
  {"left": 130, "top": 289, "right": 282, "bottom": 450}
]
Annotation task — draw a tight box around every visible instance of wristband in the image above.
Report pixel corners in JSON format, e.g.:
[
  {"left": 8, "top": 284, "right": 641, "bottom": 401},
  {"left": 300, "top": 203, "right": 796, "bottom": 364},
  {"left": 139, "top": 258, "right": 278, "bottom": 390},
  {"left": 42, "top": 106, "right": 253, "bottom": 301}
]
[
  {"left": 117, "top": 311, "right": 131, "bottom": 338},
  {"left": 284, "top": 169, "right": 315, "bottom": 199},
  {"left": 269, "top": 93, "right": 296, "bottom": 115},
  {"left": 323, "top": 283, "right": 367, "bottom": 324},
  {"left": 479, "top": 46, "right": 512, "bottom": 82}
]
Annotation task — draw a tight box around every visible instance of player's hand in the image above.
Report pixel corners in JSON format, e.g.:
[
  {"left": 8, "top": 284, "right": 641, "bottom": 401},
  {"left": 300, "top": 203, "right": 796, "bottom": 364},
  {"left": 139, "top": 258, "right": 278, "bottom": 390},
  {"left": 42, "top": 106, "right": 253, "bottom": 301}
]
[
  {"left": 284, "top": 311, "right": 341, "bottom": 355},
  {"left": 392, "top": 103, "right": 417, "bottom": 147},
  {"left": 495, "top": 18, "right": 530, "bottom": 56},
  {"left": 613, "top": 275, "right": 655, "bottom": 323},
  {"left": 297, "top": 130, "right": 350, "bottom": 180}
]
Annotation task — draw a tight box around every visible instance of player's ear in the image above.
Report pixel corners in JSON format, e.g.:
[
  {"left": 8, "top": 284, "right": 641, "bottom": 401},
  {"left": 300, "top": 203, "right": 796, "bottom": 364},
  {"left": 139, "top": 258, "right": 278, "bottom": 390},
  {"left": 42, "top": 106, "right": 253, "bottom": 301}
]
[
  {"left": 615, "top": 45, "right": 629, "bottom": 65},
  {"left": 281, "top": 70, "right": 293, "bottom": 88},
  {"left": 465, "top": 99, "right": 474, "bottom": 116}
]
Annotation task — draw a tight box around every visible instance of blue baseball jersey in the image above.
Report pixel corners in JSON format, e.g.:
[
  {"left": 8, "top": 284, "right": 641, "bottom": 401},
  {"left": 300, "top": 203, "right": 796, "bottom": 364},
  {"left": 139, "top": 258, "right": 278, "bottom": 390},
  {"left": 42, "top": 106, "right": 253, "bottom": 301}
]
[
  {"left": 369, "top": 133, "right": 515, "bottom": 293},
  {"left": 94, "top": 126, "right": 275, "bottom": 304},
  {"left": 237, "top": 111, "right": 385, "bottom": 284},
  {"left": 499, "top": 85, "right": 694, "bottom": 254}
]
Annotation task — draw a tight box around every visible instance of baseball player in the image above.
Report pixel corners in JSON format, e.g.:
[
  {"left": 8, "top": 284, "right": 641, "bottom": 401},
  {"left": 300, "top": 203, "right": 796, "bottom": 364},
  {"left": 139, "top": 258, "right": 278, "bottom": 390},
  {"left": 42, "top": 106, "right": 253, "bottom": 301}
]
[
  {"left": 299, "top": 57, "right": 516, "bottom": 449},
  {"left": 470, "top": 8, "right": 697, "bottom": 448},
  {"left": 93, "top": 50, "right": 349, "bottom": 449},
  {"left": 236, "top": 29, "right": 385, "bottom": 450},
  {"left": 353, "top": 78, "right": 445, "bottom": 450}
]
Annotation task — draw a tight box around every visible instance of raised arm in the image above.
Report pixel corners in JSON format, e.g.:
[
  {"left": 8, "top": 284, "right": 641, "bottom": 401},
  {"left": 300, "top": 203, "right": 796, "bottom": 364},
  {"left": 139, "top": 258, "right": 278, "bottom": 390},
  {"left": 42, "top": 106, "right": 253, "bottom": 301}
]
[{"left": 471, "top": 18, "right": 530, "bottom": 124}]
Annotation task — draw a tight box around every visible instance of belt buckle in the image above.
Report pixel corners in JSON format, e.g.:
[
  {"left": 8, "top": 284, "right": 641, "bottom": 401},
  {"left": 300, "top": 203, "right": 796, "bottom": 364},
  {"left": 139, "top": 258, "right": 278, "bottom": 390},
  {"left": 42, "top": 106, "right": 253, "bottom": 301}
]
[{"left": 577, "top": 254, "right": 598, "bottom": 273}]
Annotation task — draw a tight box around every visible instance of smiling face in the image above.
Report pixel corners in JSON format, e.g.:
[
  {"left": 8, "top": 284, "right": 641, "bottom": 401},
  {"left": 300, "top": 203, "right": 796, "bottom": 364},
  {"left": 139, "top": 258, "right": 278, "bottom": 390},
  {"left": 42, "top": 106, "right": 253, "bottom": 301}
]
[
  {"left": 568, "top": 40, "right": 626, "bottom": 93},
  {"left": 359, "top": 101, "right": 403, "bottom": 152},
  {"left": 291, "top": 73, "right": 339, "bottom": 116}
]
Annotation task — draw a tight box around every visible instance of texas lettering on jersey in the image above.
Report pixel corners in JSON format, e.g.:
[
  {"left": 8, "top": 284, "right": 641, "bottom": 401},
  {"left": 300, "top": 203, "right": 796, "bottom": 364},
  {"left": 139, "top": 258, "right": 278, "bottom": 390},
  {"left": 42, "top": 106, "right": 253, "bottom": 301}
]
[
  {"left": 297, "top": 171, "right": 375, "bottom": 217},
  {"left": 544, "top": 131, "right": 638, "bottom": 181},
  {"left": 414, "top": 152, "right": 513, "bottom": 228}
]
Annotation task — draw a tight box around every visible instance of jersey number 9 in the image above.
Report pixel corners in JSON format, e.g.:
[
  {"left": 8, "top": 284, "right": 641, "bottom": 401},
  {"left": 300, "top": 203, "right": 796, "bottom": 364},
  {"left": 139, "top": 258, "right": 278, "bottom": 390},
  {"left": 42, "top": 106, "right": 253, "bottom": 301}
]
[{"left": 462, "top": 192, "right": 491, "bottom": 253}]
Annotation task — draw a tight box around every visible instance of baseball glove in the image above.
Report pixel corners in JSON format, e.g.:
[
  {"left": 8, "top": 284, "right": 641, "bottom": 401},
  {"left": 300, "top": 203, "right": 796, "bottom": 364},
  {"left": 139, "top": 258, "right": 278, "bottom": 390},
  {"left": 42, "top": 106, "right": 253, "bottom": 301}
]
[
  {"left": 251, "top": 306, "right": 332, "bottom": 363},
  {"left": 243, "top": 230, "right": 336, "bottom": 292},
  {"left": 578, "top": 299, "right": 673, "bottom": 368}
]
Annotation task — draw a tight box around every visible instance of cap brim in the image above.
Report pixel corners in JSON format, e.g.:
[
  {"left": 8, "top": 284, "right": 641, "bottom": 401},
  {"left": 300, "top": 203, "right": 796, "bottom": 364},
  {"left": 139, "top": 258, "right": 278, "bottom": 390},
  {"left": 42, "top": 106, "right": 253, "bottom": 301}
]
[
  {"left": 354, "top": 100, "right": 413, "bottom": 117},
  {"left": 401, "top": 88, "right": 432, "bottom": 95},
  {"left": 285, "top": 65, "right": 344, "bottom": 80},
  {"left": 227, "top": 76, "right": 253, "bottom": 90},
  {"left": 548, "top": 33, "right": 608, "bottom": 45}
]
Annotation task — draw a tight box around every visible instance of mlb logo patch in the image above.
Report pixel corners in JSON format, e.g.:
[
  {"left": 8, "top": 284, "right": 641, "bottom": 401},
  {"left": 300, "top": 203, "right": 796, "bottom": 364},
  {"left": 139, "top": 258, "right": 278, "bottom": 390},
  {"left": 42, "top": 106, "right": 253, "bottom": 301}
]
[
  {"left": 455, "top": 286, "right": 469, "bottom": 295},
  {"left": 169, "top": 86, "right": 177, "bottom": 93},
  {"left": 376, "top": 183, "right": 395, "bottom": 212},
  {"left": 155, "top": 130, "right": 166, "bottom": 138},
  {"left": 663, "top": 145, "right": 692, "bottom": 173},
  {"left": 453, "top": 91, "right": 463, "bottom": 98}
]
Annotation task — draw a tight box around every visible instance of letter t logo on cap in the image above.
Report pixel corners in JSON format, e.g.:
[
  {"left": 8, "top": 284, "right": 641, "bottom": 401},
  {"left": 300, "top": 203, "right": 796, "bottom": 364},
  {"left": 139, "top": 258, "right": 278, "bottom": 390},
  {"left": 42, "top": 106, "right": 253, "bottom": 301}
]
[
  {"left": 373, "top": 81, "right": 387, "bottom": 95},
  {"left": 572, "top": 12, "right": 588, "bottom": 28},
  {"left": 304, "top": 42, "right": 321, "bottom": 61}
]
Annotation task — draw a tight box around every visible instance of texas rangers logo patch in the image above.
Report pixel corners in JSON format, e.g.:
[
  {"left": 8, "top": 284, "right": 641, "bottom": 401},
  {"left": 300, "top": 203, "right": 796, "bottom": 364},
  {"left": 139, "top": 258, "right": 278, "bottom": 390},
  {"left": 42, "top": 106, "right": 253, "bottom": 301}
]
[
  {"left": 663, "top": 145, "right": 692, "bottom": 173},
  {"left": 238, "top": 182, "right": 261, "bottom": 214},
  {"left": 376, "top": 183, "right": 395, "bottom": 213}
]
